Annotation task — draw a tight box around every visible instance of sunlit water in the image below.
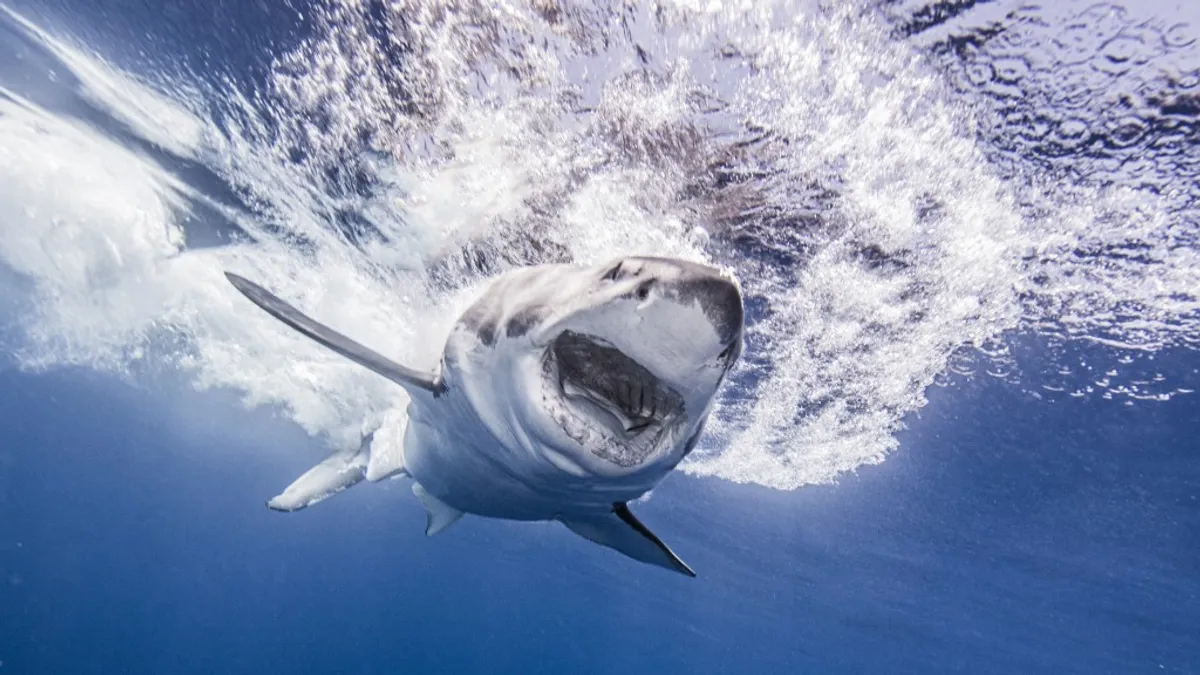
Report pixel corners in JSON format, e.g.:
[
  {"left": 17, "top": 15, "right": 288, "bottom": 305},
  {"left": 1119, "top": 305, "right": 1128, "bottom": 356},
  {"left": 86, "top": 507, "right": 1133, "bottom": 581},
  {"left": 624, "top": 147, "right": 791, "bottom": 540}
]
[
  {"left": 1, "top": 0, "right": 1196, "bottom": 492},
  {"left": 1, "top": 1, "right": 1198, "bottom": 673}
]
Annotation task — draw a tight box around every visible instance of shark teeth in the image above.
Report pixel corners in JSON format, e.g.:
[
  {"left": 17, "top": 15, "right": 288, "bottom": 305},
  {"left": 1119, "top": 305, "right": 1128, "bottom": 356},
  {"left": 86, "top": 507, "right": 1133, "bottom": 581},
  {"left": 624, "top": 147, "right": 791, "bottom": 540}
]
[{"left": 541, "top": 332, "right": 683, "bottom": 468}]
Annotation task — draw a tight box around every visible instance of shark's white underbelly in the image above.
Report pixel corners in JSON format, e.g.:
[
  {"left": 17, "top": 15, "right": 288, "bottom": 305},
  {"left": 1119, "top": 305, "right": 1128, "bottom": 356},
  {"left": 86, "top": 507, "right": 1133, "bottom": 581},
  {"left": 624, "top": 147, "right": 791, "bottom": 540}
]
[{"left": 400, "top": 393, "right": 662, "bottom": 521}]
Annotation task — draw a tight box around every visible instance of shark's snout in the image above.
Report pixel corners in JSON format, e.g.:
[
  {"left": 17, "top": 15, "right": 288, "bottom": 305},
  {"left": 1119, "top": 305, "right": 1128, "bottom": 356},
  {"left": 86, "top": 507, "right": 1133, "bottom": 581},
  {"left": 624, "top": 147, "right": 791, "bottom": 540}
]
[
  {"left": 620, "top": 257, "right": 745, "bottom": 346},
  {"left": 674, "top": 271, "right": 744, "bottom": 346}
]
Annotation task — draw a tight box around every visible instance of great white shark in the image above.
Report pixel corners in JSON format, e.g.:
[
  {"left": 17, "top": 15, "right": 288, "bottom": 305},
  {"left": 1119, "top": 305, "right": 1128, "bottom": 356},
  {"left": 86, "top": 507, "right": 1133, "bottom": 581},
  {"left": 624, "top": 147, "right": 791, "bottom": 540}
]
[{"left": 224, "top": 256, "right": 744, "bottom": 576}]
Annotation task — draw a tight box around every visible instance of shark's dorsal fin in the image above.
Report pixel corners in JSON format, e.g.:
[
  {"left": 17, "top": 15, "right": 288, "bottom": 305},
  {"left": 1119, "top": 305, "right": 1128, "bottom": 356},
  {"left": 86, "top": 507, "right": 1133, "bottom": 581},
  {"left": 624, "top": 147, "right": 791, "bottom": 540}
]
[
  {"left": 224, "top": 272, "right": 443, "bottom": 397},
  {"left": 412, "top": 483, "right": 464, "bottom": 536},
  {"left": 559, "top": 503, "right": 696, "bottom": 577}
]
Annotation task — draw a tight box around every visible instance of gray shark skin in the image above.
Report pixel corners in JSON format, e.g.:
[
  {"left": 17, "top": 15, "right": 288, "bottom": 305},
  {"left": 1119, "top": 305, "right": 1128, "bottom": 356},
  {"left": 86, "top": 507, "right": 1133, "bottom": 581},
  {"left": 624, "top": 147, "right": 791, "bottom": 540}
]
[{"left": 225, "top": 256, "right": 744, "bottom": 577}]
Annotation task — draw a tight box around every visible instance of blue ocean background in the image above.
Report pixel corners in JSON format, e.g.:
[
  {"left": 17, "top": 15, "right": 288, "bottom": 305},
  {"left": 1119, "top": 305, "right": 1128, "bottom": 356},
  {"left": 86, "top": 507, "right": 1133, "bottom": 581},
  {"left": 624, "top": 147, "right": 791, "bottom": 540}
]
[
  {"left": 2, "top": 0, "right": 1199, "bottom": 673},
  {"left": 4, "top": 347, "right": 1200, "bottom": 674}
]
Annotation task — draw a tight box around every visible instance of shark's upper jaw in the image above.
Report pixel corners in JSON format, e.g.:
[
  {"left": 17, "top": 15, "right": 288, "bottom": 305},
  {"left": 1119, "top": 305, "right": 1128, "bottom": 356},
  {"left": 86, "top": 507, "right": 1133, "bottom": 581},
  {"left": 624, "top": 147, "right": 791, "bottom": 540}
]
[{"left": 541, "top": 330, "right": 685, "bottom": 469}]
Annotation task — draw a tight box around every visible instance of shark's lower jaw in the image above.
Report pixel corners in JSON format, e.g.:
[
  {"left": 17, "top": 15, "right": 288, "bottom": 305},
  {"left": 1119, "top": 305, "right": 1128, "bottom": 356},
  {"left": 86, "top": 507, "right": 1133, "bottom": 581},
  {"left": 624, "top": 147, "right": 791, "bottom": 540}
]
[{"left": 542, "top": 330, "right": 685, "bottom": 468}]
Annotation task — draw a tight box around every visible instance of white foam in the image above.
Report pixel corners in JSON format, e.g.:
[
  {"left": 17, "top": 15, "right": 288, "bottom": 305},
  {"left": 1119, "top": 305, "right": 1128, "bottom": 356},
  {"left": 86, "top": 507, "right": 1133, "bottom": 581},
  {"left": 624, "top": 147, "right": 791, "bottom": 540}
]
[
  {"left": 0, "top": 5, "right": 206, "bottom": 160},
  {"left": 0, "top": 90, "right": 187, "bottom": 370},
  {"left": 1, "top": 1, "right": 1195, "bottom": 491},
  {"left": 0, "top": 62, "right": 430, "bottom": 452}
]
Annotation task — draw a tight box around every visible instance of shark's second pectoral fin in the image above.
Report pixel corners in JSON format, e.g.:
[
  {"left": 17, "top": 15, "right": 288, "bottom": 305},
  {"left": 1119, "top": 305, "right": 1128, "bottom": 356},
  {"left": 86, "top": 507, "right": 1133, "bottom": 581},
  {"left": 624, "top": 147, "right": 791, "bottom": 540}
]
[
  {"left": 224, "top": 272, "right": 443, "bottom": 397},
  {"left": 412, "top": 483, "right": 464, "bottom": 536},
  {"left": 267, "top": 441, "right": 373, "bottom": 512},
  {"left": 559, "top": 503, "right": 696, "bottom": 577}
]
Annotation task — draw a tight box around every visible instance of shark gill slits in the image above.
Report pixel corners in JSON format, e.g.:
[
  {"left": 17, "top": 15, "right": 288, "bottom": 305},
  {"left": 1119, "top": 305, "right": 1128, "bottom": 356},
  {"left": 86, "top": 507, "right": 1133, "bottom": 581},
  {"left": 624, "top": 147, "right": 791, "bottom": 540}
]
[
  {"left": 460, "top": 303, "right": 499, "bottom": 347},
  {"left": 505, "top": 305, "right": 545, "bottom": 339},
  {"left": 478, "top": 323, "right": 497, "bottom": 347}
]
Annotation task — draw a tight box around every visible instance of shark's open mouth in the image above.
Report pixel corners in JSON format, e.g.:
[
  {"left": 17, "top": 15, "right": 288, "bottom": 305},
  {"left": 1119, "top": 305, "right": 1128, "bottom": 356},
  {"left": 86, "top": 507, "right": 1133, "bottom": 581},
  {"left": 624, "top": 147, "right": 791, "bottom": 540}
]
[{"left": 542, "top": 330, "right": 684, "bottom": 468}]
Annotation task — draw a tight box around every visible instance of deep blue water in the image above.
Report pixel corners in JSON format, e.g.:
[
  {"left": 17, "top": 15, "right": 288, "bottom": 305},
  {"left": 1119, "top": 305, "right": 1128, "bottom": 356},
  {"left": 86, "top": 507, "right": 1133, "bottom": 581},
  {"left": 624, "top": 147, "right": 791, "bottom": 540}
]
[
  {"left": 3, "top": 348, "right": 1198, "bottom": 674},
  {"left": 2, "top": 0, "right": 1199, "bottom": 672}
]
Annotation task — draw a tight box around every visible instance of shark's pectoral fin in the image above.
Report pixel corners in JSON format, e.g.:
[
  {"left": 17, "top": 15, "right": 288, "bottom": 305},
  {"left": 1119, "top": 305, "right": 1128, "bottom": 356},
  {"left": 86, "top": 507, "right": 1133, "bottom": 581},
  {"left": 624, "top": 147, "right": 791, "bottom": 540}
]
[
  {"left": 267, "top": 441, "right": 374, "bottom": 512},
  {"left": 224, "top": 272, "right": 443, "bottom": 397},
  {"left": 365, "top": 425, "right": 408, "bottom": 483},
  {"left": 559, "top": 503, "right": 696, "bottom": 577},
  {"left": 412, "top": 483, "right": 464, "bottom": 536}
]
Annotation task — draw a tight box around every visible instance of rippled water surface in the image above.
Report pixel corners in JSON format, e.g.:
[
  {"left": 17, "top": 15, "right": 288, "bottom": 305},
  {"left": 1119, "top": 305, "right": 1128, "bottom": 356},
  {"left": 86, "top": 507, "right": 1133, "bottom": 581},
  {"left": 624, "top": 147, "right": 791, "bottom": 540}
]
[
  {"left": 0, "top": 1, "right": 1197, "bottom": 671},
  {"left": 0, "top": 0, "right": 1196, "bottom": 489}
]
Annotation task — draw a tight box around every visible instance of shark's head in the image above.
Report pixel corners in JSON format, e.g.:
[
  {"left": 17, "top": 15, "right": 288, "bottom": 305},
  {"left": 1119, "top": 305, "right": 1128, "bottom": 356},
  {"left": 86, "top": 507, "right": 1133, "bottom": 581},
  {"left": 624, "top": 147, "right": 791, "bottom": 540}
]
[{"left": 449, "top": 256, "right": 744, "bottom": 482}]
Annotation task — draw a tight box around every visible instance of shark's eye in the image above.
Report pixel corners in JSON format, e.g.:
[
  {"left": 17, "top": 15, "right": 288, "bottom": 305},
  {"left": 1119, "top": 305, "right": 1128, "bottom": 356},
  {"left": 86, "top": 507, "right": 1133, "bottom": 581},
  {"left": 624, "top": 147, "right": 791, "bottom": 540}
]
[
  {"left": 635, "top": 280, "right": 654, "bottom": 300},
  {"left": 602, "top": 262, "right": 623, "bottom": 282},
  {"left": 718, "top": 342, "right": 736, "bottom": 360}
]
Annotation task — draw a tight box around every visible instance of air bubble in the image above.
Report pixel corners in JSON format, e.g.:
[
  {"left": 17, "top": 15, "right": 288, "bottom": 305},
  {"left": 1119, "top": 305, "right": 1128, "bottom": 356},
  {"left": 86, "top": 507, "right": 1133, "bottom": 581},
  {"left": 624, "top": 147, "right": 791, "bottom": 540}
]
[
  {"left": 1055, "top": 117, "right": 1090, "bottom": 140},
  {"left": 964, "top": 61, "right": 995, "bottom": 86},
  {"left": 1075, "top": 4, "right": 1130, "bottom": 41},
  {"left": 1053, "top": 67, "right": 1115, "bottom": 109},
  {"left": 1164, "top": 23, "right": 1196, "bottom": 49},
  {"left": 1095, "top": 35, "right": 1144, "bottom": 74},
  {"left": 993, "top": 57, "right": 1031, "bottom": 83},
  {"left": 1052, "top": 22, "right": 1101, "bottom": 66},
  {"left": 1107, "top": 116, "right": 1148, "bottom": 148}
]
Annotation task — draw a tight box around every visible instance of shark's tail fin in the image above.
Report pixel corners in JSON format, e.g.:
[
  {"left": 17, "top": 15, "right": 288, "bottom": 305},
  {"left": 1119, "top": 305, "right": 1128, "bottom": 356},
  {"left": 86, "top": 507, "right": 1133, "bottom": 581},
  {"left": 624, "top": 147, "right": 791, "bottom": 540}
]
[{"left": 266, "top": 431, "right": 407, "bottom": 512}]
